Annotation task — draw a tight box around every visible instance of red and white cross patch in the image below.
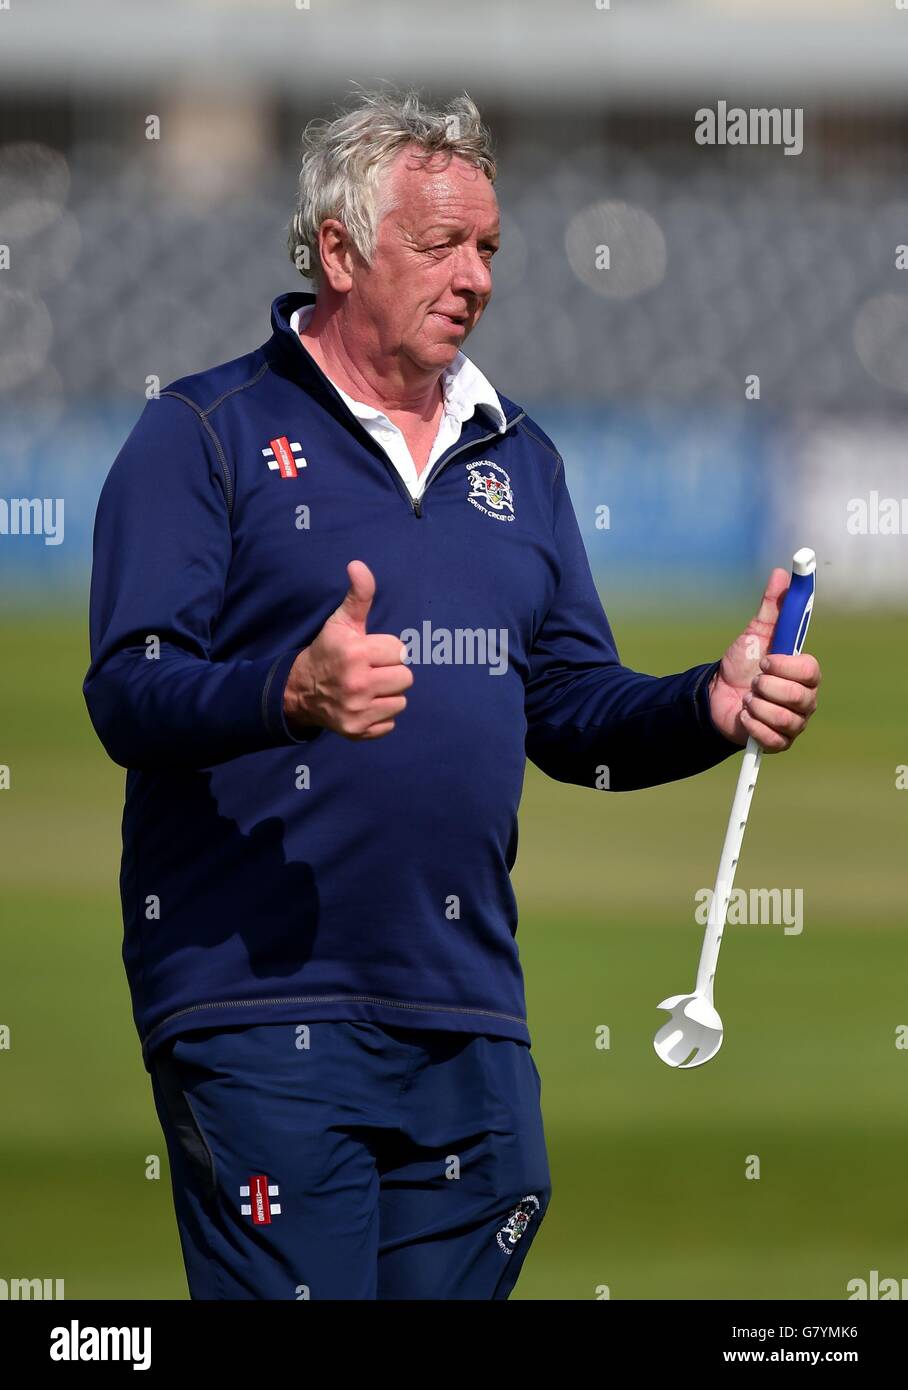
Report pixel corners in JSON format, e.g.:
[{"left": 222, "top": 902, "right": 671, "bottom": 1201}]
[
  {"left": 262, "top": 436, "right": 306, "bottom": 478},
  {"left": 240, "top": 1175, "right": 281, "bottom": 1224}
]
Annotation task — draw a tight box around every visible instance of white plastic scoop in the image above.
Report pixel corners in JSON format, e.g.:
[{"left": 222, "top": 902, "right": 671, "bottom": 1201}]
[{"left": 654, "top": 547, "right": 817, "bottom": 1069}]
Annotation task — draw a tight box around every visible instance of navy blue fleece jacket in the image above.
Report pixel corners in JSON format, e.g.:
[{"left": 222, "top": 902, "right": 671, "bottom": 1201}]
[{"left": 83, "top": 291, "right": 741, "bottom": 1067}]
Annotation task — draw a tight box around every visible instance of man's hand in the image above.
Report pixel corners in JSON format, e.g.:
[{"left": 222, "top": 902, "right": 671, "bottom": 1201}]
[
  {"left": 284, "top": 560, "right": 414, "bottom": 739},
  {"left": 709, "top": 568, "right": 821, "bottom": 752}
]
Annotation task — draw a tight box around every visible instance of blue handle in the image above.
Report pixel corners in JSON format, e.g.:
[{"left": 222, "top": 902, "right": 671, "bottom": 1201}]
[{"left": 769, "top": 547, "right": 816, "bottom": 656}]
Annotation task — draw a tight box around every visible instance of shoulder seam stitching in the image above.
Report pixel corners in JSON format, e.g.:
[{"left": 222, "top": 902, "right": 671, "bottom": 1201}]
[
  {"left": 517, "top": 419, "right": 563, "bottom": 470},
  {"left": 158, "top": 360, "right": 270, "bottom": 513},
  {"left": 199, "top": 361, "right": 270, "bottom": 417},
  {"left": 158, "top": 390, "right": 234, "bottom": 515}
]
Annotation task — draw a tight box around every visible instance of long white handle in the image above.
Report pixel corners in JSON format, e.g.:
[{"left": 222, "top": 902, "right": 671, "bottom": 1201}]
[
  {"left": 695, "top": 735, "right": 762, "bottom": 1000},
  {"left": 693, "top": 545, "right": 818, "bottom": 1004}
]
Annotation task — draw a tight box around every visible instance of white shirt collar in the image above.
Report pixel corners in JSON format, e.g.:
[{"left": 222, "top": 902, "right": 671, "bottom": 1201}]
[{"left": 289, "top": 302, "right": 507, "bottom": 433}]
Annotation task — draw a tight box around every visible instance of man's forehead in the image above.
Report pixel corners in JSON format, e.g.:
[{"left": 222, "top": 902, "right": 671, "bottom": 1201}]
[{"left": 385, "top": 148, "right": 498, "bottom": 225}]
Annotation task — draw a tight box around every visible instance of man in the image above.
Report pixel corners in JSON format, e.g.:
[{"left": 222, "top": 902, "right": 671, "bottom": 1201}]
[{"left": 84, "top": 89, "right": 820, "bottom": 1300}]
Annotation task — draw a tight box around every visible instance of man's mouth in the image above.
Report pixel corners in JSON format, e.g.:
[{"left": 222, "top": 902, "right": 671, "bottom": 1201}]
[{"left": 430, "top": 310, "right": 469, "bottom": 331}]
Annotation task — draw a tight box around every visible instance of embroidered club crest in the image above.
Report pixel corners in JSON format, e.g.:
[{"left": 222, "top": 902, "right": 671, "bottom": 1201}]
[
  {"left": 466, "top": 460, "right": 515, "bottom": 521},
  {"left": 496, "top": 1194, "right": 540, "bottom": 1253}
]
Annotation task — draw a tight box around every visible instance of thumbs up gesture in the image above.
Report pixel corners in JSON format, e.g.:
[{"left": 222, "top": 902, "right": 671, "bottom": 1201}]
[{"left": 283, "top": 561, "right": 414, "bottom": 740}]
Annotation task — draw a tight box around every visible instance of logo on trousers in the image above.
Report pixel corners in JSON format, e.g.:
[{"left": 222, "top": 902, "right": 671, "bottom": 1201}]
[
  {"left": 496, "top": 1194, "right": 540, "bottom": 1253},
  {"left": 240, "top": 1175, "right": 281, "bottom": 1224}
]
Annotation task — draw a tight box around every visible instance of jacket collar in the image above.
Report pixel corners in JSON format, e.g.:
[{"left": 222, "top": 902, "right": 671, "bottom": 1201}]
[
  {"left": 263, "top": 292, "right": 523, "bottom": 438},
  {"left": 287, "top": 299, "right": 508, "bottom": 435}
]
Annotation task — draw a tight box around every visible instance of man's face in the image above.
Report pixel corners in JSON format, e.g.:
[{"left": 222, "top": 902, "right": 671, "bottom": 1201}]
[{"left": 350, "top": 147, "right": 499, "bottom": 374}]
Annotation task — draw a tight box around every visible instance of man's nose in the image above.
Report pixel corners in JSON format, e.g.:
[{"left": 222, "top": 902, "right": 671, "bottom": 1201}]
[{"left": 450, "top": 245, "right": 493, "bottom": 299}]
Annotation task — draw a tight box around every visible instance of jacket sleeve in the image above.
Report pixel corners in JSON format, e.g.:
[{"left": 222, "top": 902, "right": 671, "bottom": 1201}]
[
  {"left": 524, "top": 456, "right": 742, "bottom": 791},
  {"left": 83, "top": 393, "right": 321, "bottom": 771}
]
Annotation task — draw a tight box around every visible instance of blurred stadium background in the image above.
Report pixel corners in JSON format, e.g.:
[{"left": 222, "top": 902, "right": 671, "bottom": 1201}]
[{"left": 1, "top": 0, "right": 906, "bottom": 1300}]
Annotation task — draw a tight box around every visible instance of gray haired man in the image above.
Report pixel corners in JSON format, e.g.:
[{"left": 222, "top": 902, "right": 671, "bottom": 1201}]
[{"left": 85, "top": 88, "right": 820, "bottom": 1300}]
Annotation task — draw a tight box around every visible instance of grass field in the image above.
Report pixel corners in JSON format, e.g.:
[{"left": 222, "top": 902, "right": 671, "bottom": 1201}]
[{"left": 1, "top": 608, "right": 905, "bottom": 1299}]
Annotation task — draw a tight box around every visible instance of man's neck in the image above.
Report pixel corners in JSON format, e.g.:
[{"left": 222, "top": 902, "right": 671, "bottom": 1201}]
[{"left": 299, "top": 300, "right": 444, "bottom": 424}]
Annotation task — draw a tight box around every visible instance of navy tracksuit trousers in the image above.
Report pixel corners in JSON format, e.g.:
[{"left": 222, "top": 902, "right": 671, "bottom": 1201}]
[{"left": 148, "top": 1021, "right": 551, "bottom": 1300}]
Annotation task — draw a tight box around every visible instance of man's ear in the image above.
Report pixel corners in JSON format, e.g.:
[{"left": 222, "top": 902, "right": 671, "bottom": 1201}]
[{"left": 317, "top": 219, "right": 355, "bottom": 293}]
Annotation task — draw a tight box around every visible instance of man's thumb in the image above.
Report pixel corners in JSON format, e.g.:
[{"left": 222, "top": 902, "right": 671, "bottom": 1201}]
[
  {"left": 333, "top": 560, "right": 376, "bottom": 632},
  {"left": 754, "top": 567, "right": 789, "bottom": 630}
]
